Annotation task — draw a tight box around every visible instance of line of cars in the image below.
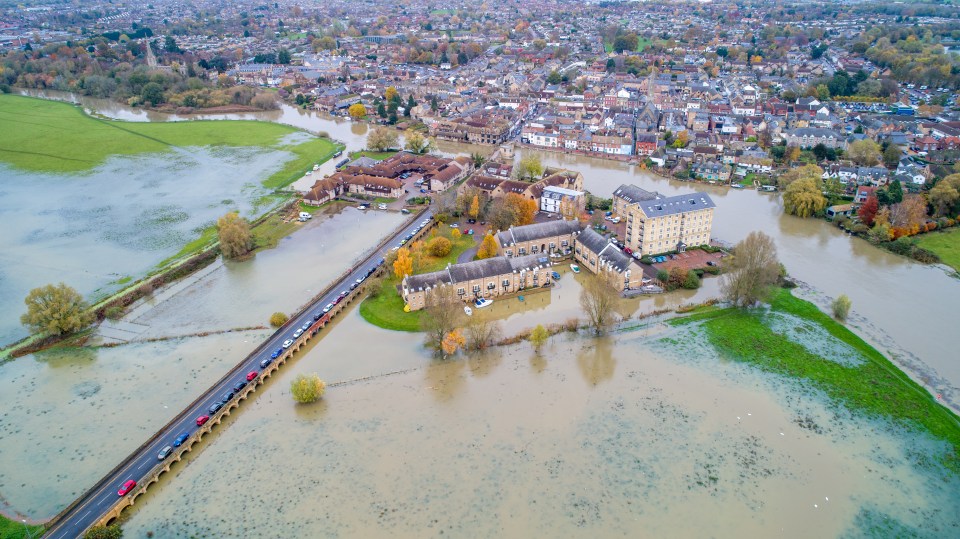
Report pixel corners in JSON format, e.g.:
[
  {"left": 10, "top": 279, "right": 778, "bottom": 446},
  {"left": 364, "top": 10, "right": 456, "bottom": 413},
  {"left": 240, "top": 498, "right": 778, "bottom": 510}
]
[
  {"left": 116, "top": 218, "right": 424, "bottom": 499},
  {"left": 393, "top": 218, "right": 432, "bottom": 250}
]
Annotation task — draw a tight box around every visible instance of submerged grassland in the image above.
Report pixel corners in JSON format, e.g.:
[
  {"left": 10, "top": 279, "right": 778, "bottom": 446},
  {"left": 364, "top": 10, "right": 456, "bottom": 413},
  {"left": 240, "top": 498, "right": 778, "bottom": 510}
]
[
  {"left": 670, "top": 288, "right": 960, "bottom": 474},
  {"left": 0, "top": 94, "right": 337, "bottom": 188}
]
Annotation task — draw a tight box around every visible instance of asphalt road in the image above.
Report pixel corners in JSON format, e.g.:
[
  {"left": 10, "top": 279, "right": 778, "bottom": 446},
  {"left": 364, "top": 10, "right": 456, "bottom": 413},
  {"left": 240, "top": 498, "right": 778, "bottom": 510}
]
[{"left": 44, "top": 209, "right": 433, "bottom": 539}]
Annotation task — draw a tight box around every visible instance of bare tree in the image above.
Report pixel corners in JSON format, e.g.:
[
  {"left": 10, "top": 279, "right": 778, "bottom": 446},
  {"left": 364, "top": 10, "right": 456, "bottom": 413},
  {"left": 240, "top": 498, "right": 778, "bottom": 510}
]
[
  {"left": 465, "top": 313, "right": 502, "bottom": 350},
  {"left": 420, "top": 285, "right": 464, "bottom": 352},
  {"left": 720, "top": 231, "right": 781, "bottom": 307},
  {"left": 579, "top": 272, "right": 620, "bottom": 334}
]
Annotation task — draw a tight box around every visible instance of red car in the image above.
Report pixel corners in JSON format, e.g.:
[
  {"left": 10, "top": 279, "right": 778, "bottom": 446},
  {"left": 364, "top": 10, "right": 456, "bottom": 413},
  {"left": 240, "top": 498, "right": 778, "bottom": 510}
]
[
  {"left": 118, "top": 479, "right": 136, "bottom": 496},
  {"left": 196, "top": 415, "right": 210, "bottom": 426},
  {"left": 246, "top": 370, "right": 259, "bottom": 381},
  {"left": 624, "top": 247, "right": 633, "bottom": 255}
]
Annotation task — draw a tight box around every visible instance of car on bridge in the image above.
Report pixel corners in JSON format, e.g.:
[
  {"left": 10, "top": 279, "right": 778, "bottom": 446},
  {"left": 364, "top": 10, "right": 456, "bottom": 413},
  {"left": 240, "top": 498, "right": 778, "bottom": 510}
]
[
  {"left": 293, "top": 328, "right": 304, "bottom": 338},
  {"left": 270, "top": 348, "right": 282, "bottom": 359},
  {"left": 117, "top": 480, "right": 136, "bottom": 497},
  {"left": 232, "top": 380, "right": 247, "bottom": 392},
  {"left": 157, "top": 445, "right": 173, "bottom": 460},
  {"left": 322, "top": 303, "right": 334, "bottom": 313},
  {"left": 173, "top": 432, "right": 190, "bottom": 447},
  {"left": 246, "top": 370, "right": 259, "bottom": 381},
  {"left": 282, "top": 339, "right": 294, "bottom": 348},
  {"left": 208, "top": 402, "right": 223, "bottom": 415},
  {"left": 259, "top": 357, "right": 272, "bottom": 369},
  {"left": 221, "top": 390, "right": 234, "bottom": 402},
  {"left": 196, "top": 415, "right": 210, "bottom": 426},
  {"left": 300, "top": 322, "right": 311, "bottom": 331}
]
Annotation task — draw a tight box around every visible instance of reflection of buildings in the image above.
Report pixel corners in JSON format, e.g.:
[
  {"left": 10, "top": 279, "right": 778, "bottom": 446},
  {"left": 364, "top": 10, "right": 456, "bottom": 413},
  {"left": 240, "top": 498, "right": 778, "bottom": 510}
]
[
  {"left": 401, "top": 254, "right": 552, "bottom": 311},
  {"left": 613, "top": 183, "right": 716, "bottom": 256}
]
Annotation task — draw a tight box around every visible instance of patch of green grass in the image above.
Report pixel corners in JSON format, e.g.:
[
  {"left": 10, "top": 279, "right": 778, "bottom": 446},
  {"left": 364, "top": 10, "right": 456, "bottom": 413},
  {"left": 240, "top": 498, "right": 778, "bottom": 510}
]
[
  {"left": 0, "top": 95, "right": 337, "bottom": 189},
  {"left": 347, "top": 150, "right": 399, "bottom": 162},
  {"left": 636, "top": 37, "right": 651, "bottom": 52},
  {"left": 694, "top": 288, "right": 960, "bottom": 473},
  {"left": 915, "top": 228, "right": 960, "bottom": 272},
  {"left": 0, "top": 516, "right": 43, "bottom": 539},
  {"left": 159, "top": 225, "right": 218, "bottom": 266},
  {"left": 359, "top": 233, "right": 476, "bottom": 331},
  {"left": 252, "top": 213, "right": 299, "bottom": 251}
]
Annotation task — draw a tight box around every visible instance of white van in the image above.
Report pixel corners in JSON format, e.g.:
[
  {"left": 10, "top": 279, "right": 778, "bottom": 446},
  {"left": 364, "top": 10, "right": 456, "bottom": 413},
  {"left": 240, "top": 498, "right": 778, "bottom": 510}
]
[
  {"left": 298, "top": 211, "right": 312, "bottom": 221},
  {"left": 378, "top": 203, "right": 387, "bottom": 210}
]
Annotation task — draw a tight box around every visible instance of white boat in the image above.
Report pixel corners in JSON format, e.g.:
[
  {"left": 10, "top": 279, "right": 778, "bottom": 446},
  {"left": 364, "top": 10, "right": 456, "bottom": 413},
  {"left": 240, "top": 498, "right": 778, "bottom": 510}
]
[
  {"left": 474, "top": 298, "right": 493, "bottom": 308},
  {"left": 570, "top": 264, "right": 581, "bottom": 274},
  {"left": 464, "top": 306, "right": 473, "bottom": 316}
]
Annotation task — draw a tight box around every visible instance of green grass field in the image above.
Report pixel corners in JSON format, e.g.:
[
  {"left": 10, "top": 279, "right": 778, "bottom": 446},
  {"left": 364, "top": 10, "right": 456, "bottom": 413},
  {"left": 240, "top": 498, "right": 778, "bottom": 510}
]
[
  {"left": 359, "top": 234, "right": 475, "bottom": 332},
  {"left": 348, "top": 150, "right": 399, "bottom": 162},
  {"left": 0, "top": 95, "right": 339, "bottom": 189},
  {"left": 915, "top": 228, "right": 960, "bottom": 272},
  {"left": 0, "top": 517, "right": 43, "bottom": 539},
  {"left": 675, "top": 288, "right": 960, "bottom": 473}
]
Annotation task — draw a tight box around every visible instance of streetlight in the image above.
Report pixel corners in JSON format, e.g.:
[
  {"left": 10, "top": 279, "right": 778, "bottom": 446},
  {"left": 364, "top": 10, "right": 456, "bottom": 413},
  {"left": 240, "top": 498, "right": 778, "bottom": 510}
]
[{"left": 22, "top": 519, "right": 34, "bottom": 539}]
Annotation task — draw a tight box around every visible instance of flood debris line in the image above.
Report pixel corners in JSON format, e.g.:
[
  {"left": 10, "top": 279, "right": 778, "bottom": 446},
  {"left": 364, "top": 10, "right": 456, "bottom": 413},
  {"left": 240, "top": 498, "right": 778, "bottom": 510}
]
[{"left": 85, "top": 326, "right": 270, "bottom": 348}]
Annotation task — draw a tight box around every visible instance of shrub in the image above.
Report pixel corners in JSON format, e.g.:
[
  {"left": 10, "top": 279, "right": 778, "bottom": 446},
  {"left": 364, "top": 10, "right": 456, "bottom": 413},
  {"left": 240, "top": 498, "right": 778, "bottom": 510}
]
[
  {"left": 910, "top": 247, "right": 940, "bottom": 264},
  {"left": 831, "top": 294, "right": 852, "bottom": 321},
  {"left": 84, "top": 525, "right": 123, "bottom": 539},
  {"left": 656, "top": 269, "right": 669, "bottom": 283},
  {"left": 640, "top": 256, "right": 655, "bottom": 264},
  {"left": 682, "top": 270, "right": 701, "bottom": 289},
  {"left": 427, "top": 236, "right": 452, "bottom": 257},
  {"left": 269, "top": 312, "right": 289, "bottom": 327},
  {"left": 104, "top": 306, "right": 125, "bottom": 320},
  {"left": 290, "top": 373, "right": 326, "bottom": 403}
]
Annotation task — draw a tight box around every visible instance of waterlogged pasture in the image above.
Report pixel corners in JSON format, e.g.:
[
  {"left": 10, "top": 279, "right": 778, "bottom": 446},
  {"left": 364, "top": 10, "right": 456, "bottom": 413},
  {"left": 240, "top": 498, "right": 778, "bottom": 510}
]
[
  {"left": 117, "top": 310, "right": 960, "bottom": 538},
  {"left": 0, "top": 148, "right": 286, "bottom": 346}
]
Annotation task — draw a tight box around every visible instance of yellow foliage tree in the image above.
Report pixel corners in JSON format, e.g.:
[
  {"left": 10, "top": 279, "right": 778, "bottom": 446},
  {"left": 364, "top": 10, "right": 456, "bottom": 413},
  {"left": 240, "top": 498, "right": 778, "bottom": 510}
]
[
  {"left": 782, "top": 177, "right": 827, "bottom": 218},
  {"left": 441, "top": 329, "right": 465, "bottom": 356},
  {"left": 385, "top": 86, "right": 398, "bottom": 102},
  {"left": 393, "top": 247, "right": 413, "bottom": 279},
  {"left": 477, "top": 233, "right": 499, "bottom": 259},
  {"left": 504, "top": 193, "right": 537, "bottom": 226},
  {"left": 348, "top": 103, "right": 367, "bottom": 120},
  {"left": 451, "top": 228, "right": 462, "bottom": 240},
  {"left": 469, "top": 194, "right": 480, "bottom": 219}
]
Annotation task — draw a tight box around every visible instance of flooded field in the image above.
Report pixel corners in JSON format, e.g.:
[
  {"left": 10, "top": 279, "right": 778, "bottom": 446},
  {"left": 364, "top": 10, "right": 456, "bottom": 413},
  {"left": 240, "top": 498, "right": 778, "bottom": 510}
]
[
  {"left": 117, "top": 310, "right": 960, "bottom": 538},
  {"left": 1, "top": 93, "right": 957, "bottom": 536},
  {"left": 0, "top": 147, "right": 291, "bottom": 346},
  {"left": 0, "top": 208, "right": 406, "bottom": 519}
]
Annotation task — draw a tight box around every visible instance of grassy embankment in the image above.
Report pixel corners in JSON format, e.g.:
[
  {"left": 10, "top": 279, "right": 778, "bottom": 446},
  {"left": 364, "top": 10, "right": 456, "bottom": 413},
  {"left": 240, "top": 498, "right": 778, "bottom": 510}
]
[
  {"left": 359, "top": 233, "right": 476, "bottom": 332},
  {"left": 0, "top": 95, "right": 340, "bottom": 262},
  {"left": 914, "top": 227, "right": 960, "bottom": 273},
  {"left": 0, "top": 519, "right": 43, "bottom": 539},
  {"left": 671, "top": 288, "right": 960, "bottom": 473}
]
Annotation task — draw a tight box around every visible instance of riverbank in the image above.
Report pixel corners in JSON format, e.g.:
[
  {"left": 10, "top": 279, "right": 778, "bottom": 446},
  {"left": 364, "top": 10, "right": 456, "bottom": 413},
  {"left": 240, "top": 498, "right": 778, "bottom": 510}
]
[
  {"left": 915, "top": 227, "right": 960, "bottom": 273},
  {"left": 670, "top": 287, "right": 960, "bottom": 474}
]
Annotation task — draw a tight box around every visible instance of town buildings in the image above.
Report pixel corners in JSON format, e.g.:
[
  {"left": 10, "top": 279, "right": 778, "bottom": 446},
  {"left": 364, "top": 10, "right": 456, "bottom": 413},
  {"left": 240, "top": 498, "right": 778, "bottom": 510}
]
[
  {"left": 495, "top": 219, "right": 583, "bottom": 258},
  {"left": 613, "top": 185, "right": 716, "bottom": 255},
  {"left": 401, "top": 254, "right": 552, "bottom": 311},
  {"left": 305, "top": 152, "right": 469, "bottom": 203},
  {"left": 573, "top": 228, "right": 645, "bottom": 292}
]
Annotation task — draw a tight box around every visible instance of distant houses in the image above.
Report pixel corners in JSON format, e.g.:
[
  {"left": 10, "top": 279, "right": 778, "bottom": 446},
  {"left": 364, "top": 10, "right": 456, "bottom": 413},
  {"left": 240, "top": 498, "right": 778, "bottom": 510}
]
[{"left": 302, "top": 152, "right": 470, "bottom": 204}]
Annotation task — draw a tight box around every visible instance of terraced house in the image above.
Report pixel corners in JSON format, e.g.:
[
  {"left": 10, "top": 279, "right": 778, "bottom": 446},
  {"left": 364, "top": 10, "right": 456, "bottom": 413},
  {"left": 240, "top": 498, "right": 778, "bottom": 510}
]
[
  {"left": 496, "top": 219, "right": 583, "bottom": 258},
  {"left": 574, "top": 228, "right": 644, "bottom": 292},
  {"left": 401, "top": 254, "right": 552, "bottom": 311},
  {"left": 614, "top": 185, "right": 716, "bottom": 256}
]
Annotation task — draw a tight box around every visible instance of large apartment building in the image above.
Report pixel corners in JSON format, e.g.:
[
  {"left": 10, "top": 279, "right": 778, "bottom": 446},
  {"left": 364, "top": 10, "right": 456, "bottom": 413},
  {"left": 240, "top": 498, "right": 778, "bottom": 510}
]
[{"left": 614, "top": 184, "right": 716, "bottom": 256}]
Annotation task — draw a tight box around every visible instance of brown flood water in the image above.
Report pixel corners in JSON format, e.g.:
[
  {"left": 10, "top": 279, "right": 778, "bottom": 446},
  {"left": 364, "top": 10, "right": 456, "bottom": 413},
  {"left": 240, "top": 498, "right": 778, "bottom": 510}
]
[
  {"left": 4, "top": 92, "right": 958, "bottom": 535},
  {"left": 118, "top": 309, "right": 960, "bottom": 538}
]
